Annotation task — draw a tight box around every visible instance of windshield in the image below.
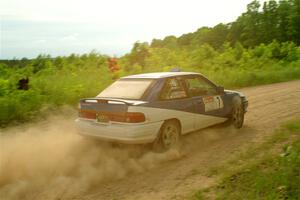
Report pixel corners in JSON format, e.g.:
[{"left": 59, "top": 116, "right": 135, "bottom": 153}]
[{"left": 97, "top": 79, "right": 154, "bottom": 100}]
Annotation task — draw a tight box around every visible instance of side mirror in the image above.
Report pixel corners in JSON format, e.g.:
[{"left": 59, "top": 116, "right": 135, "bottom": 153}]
[{"left": 216, "top": 86, "right": 224, "bottom": 94}]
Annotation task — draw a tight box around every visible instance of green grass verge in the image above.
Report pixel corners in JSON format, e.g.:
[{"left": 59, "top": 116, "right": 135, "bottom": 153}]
[{"left": 190, "top": 118, "right": 300, "bottom": 200}]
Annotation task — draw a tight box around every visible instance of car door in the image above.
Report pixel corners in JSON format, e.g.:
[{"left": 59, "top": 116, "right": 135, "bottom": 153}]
[
  {"left": 157, "top": 77, "right": 196, "bottom": 133},
  {"left": 183, "top": 75, "right": 226, "bottom": 129}
]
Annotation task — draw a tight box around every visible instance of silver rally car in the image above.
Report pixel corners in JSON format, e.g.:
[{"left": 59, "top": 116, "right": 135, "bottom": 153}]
[{"left": 76, "top": 72, "right": 248, "bottom": 150}]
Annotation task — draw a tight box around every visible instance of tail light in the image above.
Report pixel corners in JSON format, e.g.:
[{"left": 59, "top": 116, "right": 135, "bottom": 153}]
[
  {"left": 79, "top": 110, "right": 96, "bottom": 119},
  {"left": 123, "top": 112, "right": 145, "bottom": 123},
  {"left": 79, "top": 110, "right": 145, "bottom": 123}
]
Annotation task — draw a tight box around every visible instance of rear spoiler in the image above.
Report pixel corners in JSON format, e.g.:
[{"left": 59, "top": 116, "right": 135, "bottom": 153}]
[{"left": 80, "top": 98, "right": 131, "bottom": 105}]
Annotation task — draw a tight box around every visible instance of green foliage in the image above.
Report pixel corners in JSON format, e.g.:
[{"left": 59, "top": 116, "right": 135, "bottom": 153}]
[
  {"left": 1, "top": 40, "right": 299, "bottom": 126},
  {"left": 0, "top": 53, "right": 113, "bottom": 126},
  {"left": 121, "top": 40, "right": 300, "bottom": 88},
  {"left": 127, "top": 42, "right": 150, "bottom": 68},
  {"left": 149, "top": 0, "right": 300, "bottom": 49},
  {"left": 0, "top": 79, "right": 10, "bottom": 96},
  {"left": 0, "top": 90, "right": 44, "bottom": 125}
]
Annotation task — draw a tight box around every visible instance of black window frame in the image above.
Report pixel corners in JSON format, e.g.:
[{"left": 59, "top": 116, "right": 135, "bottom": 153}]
[
  {"left": 159, "top": 77, "right": 189, "bottom": 101},
  {"left": 182, "top": 75, "right": 219, "bottom": 97}
]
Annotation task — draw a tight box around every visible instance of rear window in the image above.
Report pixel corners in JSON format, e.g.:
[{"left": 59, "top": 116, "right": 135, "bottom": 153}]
[{"left": 97, "top": 79, "right": 154, "bottom": 100}]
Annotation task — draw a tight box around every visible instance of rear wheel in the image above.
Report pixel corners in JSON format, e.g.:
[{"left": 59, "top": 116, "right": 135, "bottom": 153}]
[
  {"left": 231, "top": 97, "right": 244, "bottom": 129},
  {"left": 153, "top": 120, "right": 180, "bottom": 152}
]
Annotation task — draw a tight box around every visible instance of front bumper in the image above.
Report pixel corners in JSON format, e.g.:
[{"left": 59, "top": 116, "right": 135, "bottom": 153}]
[
  {"left": 241, "top": 97, "right": 248, "bottom": 112},
  {"left": 75, "top": 118, "right": 163, "bottom": 144}
]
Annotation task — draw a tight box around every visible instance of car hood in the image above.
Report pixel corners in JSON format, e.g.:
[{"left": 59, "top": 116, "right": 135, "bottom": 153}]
[{"left": 224, "top": 89, "right": 246, "bottom": 98}]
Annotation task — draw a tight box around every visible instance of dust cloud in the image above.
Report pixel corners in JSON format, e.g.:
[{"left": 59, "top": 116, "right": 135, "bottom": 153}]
[{"left": 0, "top": 114, "right": 181, "bottom": 200}]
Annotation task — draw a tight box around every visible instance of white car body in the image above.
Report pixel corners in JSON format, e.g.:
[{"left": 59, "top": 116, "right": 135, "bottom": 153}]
[{"left": 76, "top": 72, "right": 248, "bottom": 144}]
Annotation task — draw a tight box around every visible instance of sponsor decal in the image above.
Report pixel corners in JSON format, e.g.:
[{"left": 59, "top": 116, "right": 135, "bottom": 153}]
[{"left": 203, "top": 95, "right": 224, "bottom": 112}]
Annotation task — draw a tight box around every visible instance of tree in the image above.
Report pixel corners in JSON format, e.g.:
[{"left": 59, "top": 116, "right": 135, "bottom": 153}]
[
  {"left": 128, "top": 42, "right": 150, "bottom": 68},
  {"left": 261, "top": 0, "right": 279, "bottom": 43},
  {"left": 240, "top": 0, "right": 262, "bottom": 47},
  {"left": 288, "top": 0, "right": 300, "bottom": 44},
  {"left": 277, "top": 0, "right": 292, "bottom": 42}
]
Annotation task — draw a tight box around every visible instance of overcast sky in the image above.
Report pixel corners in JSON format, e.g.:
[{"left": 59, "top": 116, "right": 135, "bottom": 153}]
[{"left": 1, "top": 0, "right": 257, "bottom": 59}]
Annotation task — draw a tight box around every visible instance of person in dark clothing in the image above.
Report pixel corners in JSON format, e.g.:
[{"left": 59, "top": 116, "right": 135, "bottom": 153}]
[{"left": 18, "top": 77, "right": 29, "bottom": 90}]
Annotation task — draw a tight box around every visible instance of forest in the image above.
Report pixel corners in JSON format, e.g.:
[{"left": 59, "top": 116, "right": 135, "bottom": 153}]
[{"left": 0, "top": 0, "right": 299, "bottom": 126}]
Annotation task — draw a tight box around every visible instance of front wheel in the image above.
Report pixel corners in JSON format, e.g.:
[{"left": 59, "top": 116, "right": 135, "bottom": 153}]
[
  {"left": 153, "top": 120, "right": 180, "bottom": 152},
  {"left": 231, "top": 97, "right": 244, "bottom": 129}
]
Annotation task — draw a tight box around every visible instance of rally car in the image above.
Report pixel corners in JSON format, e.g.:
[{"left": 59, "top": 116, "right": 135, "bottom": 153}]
[{"left": 76, "top": 72, "right": 248, "bottom": 150}]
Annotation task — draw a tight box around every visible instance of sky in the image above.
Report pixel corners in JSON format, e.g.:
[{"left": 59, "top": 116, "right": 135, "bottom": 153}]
[{"left": 1, "top": 0, "right": 256, "bottom": 59}]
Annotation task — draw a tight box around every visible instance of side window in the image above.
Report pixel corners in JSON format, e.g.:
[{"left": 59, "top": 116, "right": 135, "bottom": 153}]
[
  {"left": 185, "top": 76, "right": 217, "bottom": 97},
  {"left": 160, "top": 78, "right": 187, "bottom": 100}
]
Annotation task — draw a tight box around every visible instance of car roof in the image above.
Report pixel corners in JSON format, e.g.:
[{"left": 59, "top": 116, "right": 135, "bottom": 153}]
[{"left": 122, "top": 72, "right": 201, "bottom": 79}]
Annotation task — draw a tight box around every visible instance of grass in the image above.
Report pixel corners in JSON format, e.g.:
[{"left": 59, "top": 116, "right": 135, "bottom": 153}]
[{"left": 190, "top": 117, "right": 300, "bottom": 200}]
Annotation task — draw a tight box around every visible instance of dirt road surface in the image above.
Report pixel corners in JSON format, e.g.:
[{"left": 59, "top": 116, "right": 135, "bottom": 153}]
[{"left": 0, "top": 80, "right": 300, "bottom": 200}]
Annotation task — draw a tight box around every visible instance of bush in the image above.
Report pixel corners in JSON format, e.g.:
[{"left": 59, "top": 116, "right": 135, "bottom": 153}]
[{"left": 0, "top": 41, "right": 299, "bottom": 126}]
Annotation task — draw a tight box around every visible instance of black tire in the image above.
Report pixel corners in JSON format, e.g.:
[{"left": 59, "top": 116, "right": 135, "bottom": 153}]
[
  {"left": 231, "top": 96, "right": 244, "bottom": 129},
  {"left": 153, "top": 120, "right": 180, "bottom": 152}
]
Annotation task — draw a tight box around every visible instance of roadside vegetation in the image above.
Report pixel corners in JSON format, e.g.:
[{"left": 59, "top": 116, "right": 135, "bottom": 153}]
[
  {"left": 1, "top": 0, "right": 300, "bottom": 126},
  {"left": 190, "top": 118, "right": 300, "bottom": 200}
]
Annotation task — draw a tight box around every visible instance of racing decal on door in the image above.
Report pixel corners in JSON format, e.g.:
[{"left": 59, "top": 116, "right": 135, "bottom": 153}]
[{"left": 203, "top": 95, "right": 224, "bottom": 112}]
